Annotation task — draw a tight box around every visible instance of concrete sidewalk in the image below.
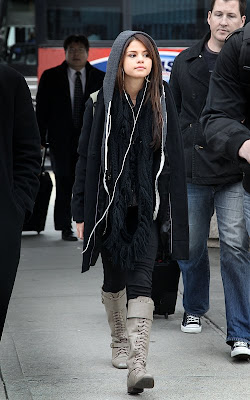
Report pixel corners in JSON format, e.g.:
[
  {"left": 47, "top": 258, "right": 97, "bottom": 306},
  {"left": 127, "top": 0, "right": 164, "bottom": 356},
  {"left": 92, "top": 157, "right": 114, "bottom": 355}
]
[{"left": 0, "top": 179, "right": 249, "bottom": 399}]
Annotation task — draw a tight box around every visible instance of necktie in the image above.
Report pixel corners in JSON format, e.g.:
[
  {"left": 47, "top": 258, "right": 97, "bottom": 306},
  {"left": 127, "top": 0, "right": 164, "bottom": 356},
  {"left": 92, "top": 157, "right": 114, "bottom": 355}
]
[{"left": 73, "top": 71, "right": 84, "bottom": 130}]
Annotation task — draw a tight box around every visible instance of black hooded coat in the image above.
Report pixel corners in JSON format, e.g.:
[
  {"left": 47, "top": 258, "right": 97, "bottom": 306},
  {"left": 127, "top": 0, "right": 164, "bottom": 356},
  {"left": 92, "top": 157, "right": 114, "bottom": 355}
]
[{"left": 72, "top": 31, "right": 189, "bottom": 272}]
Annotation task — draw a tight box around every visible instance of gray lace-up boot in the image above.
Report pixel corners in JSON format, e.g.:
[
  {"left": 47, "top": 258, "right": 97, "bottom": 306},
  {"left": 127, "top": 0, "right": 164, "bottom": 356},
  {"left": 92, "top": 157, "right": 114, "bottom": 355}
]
[
  {"left": 102, "top": 288, "right": 129, "bottom": 369},
  {"left": 126, "top": 296, "right": 154, "bottom": 394}
]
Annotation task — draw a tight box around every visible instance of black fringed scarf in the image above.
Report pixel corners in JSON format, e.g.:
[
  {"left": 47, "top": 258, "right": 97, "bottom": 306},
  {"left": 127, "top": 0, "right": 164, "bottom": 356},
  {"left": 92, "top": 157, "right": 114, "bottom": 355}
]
[{"left": 103, "top": 87, "right": 154, "bottom": 270}]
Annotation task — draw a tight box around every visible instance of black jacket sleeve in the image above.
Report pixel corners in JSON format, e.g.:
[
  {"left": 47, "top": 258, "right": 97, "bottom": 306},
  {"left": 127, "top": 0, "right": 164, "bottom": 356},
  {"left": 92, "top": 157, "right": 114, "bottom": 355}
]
[
  {"left": 72, "top": 97, "right": 94, "bottom": 222},
  {"left": 201, "top": 32, "right": 250, "bottom": 172},
  {"left": 36, "top": 70, "right": 50, "bottom": 147}
]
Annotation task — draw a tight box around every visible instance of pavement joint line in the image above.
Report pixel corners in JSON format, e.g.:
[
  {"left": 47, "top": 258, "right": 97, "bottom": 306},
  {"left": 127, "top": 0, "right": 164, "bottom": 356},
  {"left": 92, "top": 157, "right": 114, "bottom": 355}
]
[
  {"left": 0, "top": 367, "right": 9, "bottom": 399},
  {"left": 3, "top": 328, "right": 34, "bottom": 400},
  {"left": 203, "top": 315, "right": 227, "bottom": 340}
]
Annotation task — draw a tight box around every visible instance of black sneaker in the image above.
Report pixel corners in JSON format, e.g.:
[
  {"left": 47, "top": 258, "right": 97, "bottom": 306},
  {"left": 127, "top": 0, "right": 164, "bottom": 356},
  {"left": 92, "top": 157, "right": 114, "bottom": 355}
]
[
  {"left": 181, "top": 312, "right": 202, "bottom": 333},
  {"left": 62, "top": 229, "right": 78, "bottom": 241},
  {"left": 231, "top": 341, "right": 250, "bottom": 360}
]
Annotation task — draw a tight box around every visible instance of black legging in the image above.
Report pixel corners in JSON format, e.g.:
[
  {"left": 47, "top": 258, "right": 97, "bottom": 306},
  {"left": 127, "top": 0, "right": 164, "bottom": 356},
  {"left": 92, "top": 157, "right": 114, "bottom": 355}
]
[{"left": 102, "top": 209, "right": 158, "bottom": 300}]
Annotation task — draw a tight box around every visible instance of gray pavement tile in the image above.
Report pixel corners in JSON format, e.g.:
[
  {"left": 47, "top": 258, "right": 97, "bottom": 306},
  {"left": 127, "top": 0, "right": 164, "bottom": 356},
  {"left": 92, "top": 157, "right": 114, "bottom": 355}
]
[
  {"left": 0, "top": 198, "right": 249, "bottom": 400},
  {"left": 0, "top": 377, "right": 7, "bottom": 400},
  {"left": 5, "top": 296, "right": 103, "bottom": 333},
  {"left": 0, "top": 334, "right": 33, "bottom": 400}
]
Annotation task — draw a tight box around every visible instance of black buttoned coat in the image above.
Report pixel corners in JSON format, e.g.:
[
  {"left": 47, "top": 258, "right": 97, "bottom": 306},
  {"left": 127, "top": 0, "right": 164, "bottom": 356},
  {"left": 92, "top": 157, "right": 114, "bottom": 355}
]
[
  {"left": 169, "top": 33, "right": 243, "bottom": 185},
  {"left": 36, "top": 61, "right": 105, "bottom": 176},
  {"left": 0, "top": 65, "right": 41, "bottom": 339}
]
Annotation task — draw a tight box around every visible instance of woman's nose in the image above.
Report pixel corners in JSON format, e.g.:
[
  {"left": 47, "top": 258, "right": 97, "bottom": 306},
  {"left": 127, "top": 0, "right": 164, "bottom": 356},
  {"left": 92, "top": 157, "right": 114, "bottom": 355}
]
[{"left": 137, "top": 54, "right": 144, "bottom": 62}]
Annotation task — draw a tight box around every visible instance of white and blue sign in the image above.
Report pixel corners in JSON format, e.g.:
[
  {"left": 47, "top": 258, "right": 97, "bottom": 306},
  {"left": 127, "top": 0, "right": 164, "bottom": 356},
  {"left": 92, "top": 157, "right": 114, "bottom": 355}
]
[{"left": 91, "top": 50, "right": 182, "bottom": 82}]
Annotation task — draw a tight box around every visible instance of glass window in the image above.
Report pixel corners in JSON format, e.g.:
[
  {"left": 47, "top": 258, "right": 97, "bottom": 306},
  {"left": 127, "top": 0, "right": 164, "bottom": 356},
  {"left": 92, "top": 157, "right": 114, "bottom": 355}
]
[
  {"left": 47, "top": 0, "right": 122, "bottom": 41},
  {"left": 37, "top": 0, "right": 250, "bottom": 45},
  {"left": 246, "top": 1, "right": 250, "bottom": 22},
  {"left": 131, "top": 0, "right": 210, "bottom": 41},
  {"left": 1, "top": 0, "right": 36, "bottom": 75}
]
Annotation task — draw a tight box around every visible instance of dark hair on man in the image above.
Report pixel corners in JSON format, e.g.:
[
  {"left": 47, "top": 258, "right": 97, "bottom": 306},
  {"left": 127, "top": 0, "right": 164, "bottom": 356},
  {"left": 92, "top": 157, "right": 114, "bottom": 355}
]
[
  {"left": 63, "top": 35, "right": 89, "bottom": 52},
  {"left": 210, "top": 0, "right": 246, "bottom": 16}
]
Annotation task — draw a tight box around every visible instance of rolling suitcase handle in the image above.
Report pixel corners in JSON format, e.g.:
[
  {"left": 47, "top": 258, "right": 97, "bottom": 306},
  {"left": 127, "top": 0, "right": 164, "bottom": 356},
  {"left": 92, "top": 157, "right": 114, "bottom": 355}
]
[{"left": 41, "top": 143, "right": 49, "bottom": 172}]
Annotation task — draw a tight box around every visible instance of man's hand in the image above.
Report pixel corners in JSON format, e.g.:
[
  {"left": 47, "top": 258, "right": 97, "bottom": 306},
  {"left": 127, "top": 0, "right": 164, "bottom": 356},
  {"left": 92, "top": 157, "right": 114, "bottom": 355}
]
[
  {"left": 76, "top": 222, "right": 84, "bottom": 240},
  {"left": 238, "top": 139, "right": 250, "bottom": 164}
]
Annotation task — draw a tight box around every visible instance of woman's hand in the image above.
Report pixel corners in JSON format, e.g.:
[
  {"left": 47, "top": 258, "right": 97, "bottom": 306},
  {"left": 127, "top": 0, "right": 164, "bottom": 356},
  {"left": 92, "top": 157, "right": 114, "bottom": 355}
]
[{"left": 76, "top": 222, "right": 84, "bottom": 240}]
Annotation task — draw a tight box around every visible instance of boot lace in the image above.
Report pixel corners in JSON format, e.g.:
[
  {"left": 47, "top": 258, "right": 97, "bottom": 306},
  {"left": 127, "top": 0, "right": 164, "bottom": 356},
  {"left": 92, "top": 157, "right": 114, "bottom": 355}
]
[
  {"left": 112, "top": 311, "right": 128, "bottom": 356},
  {"left": 111, "top": 311, "right": 129, "bottom": 358},
  {"left": 133, "top": 318, "right": 151, "bottom": 371},
  {"left": 115, "top": 345, "right": 129, "bottom": 357},
  {"left": 113, "top": 311, "right": 127, "bottom": 340}
]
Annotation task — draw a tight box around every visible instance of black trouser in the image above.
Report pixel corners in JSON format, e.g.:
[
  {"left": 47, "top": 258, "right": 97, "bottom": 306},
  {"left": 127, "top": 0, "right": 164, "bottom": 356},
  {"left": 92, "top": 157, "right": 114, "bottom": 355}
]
[
  {"left": 102, "top": 209, "right": 158, "bottom": 301},
  {"left": 54, "top": 175, "right": 75, "bottom": 230}
]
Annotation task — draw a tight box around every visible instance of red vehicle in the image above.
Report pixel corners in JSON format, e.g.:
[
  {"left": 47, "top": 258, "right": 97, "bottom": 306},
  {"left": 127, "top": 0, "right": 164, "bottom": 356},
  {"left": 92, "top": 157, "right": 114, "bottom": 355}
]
[{"left": 35, "top": 0, "right": 211, "bottom": 81}]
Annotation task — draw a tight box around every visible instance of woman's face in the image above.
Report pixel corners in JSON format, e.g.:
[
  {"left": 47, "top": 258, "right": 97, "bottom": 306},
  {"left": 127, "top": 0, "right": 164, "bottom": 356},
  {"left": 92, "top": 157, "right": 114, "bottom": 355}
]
[{"left": 123, "top": 39, "right": 152, "bottom": 81}]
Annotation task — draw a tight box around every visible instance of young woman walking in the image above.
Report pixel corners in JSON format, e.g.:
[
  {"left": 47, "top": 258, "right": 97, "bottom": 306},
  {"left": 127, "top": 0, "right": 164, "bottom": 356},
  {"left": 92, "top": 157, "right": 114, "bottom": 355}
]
[{"left": 72, "top": 30, "right": 189, "bottom": 394}]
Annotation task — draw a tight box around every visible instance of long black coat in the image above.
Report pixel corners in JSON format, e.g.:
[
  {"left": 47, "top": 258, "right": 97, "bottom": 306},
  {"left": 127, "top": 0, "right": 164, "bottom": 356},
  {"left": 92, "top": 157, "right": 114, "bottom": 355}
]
[
  {"left": 72, "top": 83, "right": 189, "bottom": 272},
  {"left": 169, "top": 33, "right": 243, "bottom": 186},
  {"left": 0, "top": 65, "right": 41, "bottom": 339},
  {"left": 36, "top": 61, "right": 105, "bottom": 176},
  {"left": 201, "top": 28, "right": 250, "bottom": 194}
]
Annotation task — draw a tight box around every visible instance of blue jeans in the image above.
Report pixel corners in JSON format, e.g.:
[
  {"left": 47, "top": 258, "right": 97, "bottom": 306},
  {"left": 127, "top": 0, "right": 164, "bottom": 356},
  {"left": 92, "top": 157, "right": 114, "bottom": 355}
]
[
  {"left": 243, "top": 190, "right": 250, "bottom": 236},
  {"left": 178, "top": 182, "right": 250, "bottom": 345}
]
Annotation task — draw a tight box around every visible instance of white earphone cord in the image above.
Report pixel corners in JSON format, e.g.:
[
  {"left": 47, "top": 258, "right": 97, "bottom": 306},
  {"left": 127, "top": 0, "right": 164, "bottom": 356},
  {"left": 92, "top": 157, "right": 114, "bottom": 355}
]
[{"left": 82, "top": 81, "right": 149, "bottom": 254}]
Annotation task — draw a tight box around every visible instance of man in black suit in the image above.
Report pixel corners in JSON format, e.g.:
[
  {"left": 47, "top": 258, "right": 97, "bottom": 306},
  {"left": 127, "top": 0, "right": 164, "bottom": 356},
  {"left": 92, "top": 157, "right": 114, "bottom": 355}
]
[
  {"left": 0, "top": 65, "right": 41, "bottom": 340},
  {"left": 36, "top": 35, "right": 105, "bottom": 241}
]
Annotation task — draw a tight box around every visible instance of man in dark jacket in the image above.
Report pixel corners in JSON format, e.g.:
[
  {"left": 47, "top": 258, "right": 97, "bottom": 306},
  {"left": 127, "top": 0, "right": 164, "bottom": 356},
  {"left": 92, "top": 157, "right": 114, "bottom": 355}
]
[
  {"left": 201, "top": 26, "right": 250, "bottom": 359},
  {"left": 201, "top": 25, "right": 250, "bottom": 237},
  {"left": 36, "top": 34, "right": 105, "bottom": 241},
  {"left": 170, "top": 0, "right": 250, "bottom": 359},
  {"left": 0, "top": 65, "right": 41, "bottom": 340}
]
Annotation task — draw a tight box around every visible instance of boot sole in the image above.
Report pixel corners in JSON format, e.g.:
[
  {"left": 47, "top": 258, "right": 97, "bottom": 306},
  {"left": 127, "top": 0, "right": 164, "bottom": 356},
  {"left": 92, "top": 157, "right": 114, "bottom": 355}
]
[
  {"left": 128, "top": 376, "right": 154, "bottom": 394},
  {"left": 112, "top": 362, "right": 128, "bottom": 369},
  {"left": 128, "top": 387, "right": 144, "bottom": 395}
]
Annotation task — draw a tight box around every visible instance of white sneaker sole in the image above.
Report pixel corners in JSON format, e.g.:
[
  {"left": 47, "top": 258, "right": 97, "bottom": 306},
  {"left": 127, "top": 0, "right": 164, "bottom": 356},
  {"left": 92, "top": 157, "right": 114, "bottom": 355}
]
[
  {"left": 231, "top": 348, "right": 250, "bottom": 360},
  {"left": 181, "top": 323, "right": 202, "bottom": 334}
]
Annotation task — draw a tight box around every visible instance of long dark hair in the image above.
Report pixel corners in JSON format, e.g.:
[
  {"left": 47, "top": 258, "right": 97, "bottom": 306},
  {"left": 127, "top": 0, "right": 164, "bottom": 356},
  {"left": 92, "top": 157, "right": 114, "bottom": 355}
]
[{"left": 116, "top": 33, "right": 163, "bottom": 150}]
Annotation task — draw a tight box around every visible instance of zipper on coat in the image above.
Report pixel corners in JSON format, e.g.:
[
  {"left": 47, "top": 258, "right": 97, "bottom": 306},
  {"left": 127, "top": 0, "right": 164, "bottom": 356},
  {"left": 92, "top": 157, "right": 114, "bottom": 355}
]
[
  {"left": 89, "top": 166, "right": 102, "bottom": 263},
  {"left": 85, "top": 84, "right": 149, "bottom": 259}
]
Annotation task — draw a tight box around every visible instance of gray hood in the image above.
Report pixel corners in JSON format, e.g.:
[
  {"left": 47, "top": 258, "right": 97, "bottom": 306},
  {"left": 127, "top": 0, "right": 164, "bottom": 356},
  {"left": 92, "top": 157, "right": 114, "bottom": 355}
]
[
  {"left": 103, "top": 30, "right": 162, "bottom": 110},
  {"left": 101, "top": 30, "right": 167, "bottom": 170}
]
